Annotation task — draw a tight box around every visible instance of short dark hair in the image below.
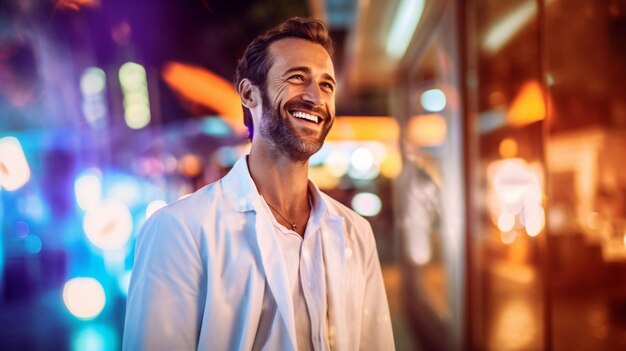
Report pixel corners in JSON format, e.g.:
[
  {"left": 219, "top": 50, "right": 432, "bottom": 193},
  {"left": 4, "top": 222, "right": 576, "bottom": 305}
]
[{"left": 234, "top": 17, "right": 334, "bottom": 140}]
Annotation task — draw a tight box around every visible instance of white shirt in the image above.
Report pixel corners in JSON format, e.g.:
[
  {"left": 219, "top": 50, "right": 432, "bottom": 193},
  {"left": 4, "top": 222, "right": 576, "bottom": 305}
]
[
  {"left": 260, "top": 188, "right": 329, "bottom": 351},
  {"left": 122, "top": 156, "right": 395, "bottom": 351}
]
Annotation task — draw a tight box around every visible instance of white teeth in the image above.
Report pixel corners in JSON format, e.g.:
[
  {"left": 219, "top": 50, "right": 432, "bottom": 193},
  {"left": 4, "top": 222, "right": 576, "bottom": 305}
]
[{"left": 292, "top": 111, "right": 319, "bottom": 123}]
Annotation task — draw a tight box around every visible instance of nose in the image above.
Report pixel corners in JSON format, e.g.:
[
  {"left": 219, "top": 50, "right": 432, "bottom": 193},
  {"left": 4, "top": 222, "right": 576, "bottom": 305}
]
[{"left": 301, "top": 82, "right": 323, "bottom": 106}]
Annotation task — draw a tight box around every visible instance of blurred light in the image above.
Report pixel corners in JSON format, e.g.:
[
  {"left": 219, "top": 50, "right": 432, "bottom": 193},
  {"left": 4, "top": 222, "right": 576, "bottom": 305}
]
[
  {"left": 215, "top": 147, "right": 238, "bottom": 168},
  {"left": 17, "top": 193, "right": 47, "bottom": 221},
  {"left": 162, "top": 62, "right": 245, "bottom": 134},
  {"left": 406, "top": 114, "right": 447, "bottom": 147},
  {"left": 489, "top": 159, "right": 545, "bottom": 237},
  {"left": 323, "top": 146, "right": 351, "bottom": 178},
  {"left": 326, "top": 116, "right": 399, "bottom": 142},
  {"left": 386, "top": 0, "right": 425, "bottom": 58},
  {"left": 0, "top": 137, "right": 31, "bottom": 191},
  {"left": 118, "top": 270, "right": 132, "bottom": 296},
  {"left": 497, "top": 212, "right": 515, "bottom": 232},
  {"left": 119, "top": 62, "right": 150, "bottom": 129},
  {"left": 179, "top": 154, "right": 203, "bottom": 177},
  {"left": 508, "top": 80, "right": 546, "bottom": 126},
  {"left": 72, "top": 325, "right": 117, "bottom": 351},
  {"left": 308, "top": 166, "right": 340, "bottom": 190},
  {"left": 351, "top": 193, "right": 382, "bottom": 217},
  {"left": 351, "top": 147, "right": 374, "bottom": 172},
  {"left": 63, "top": 278, "right": 106, "bottom": 320},
  {"left": 524, "top": 206, "right": 544, "bottom": 237},
  {"left": 420, "top": 89, "right": 447, "bottom": 112},
  {"left": 201, "top": 117, "right": 231, "bottom": 137},
  {"left": 146, "top": 200, "right": 167, "bottom": 219},
  {"left": 499, "top": 138, "right": 518, "bottom": 158},
  {"left": 381, "top": 148, "right": 402, "bottom": 179},
  {"left": 586, "top": 212, "right": 601, "bottom": 231},
  {"left": 24, "top": 234, "right": 42, "bottom": 254},
  {"left": 108, "top": 175, "right": 141, "bottom": 207},
  {"left": 81, "top": 67, "right": 108, "bottom": 128},
  {"left": 83, "top": 201, "right": 133, "bottom": 250},
  {"left": 500, "top": 230, "right": 517, "bottom": 245},
  {"left": 80, "top": 67, "right": 106, "bottom": 96},
  {"left": 15, "top": 221, "right": 29, "bottom": 237},
  {"left": 309, "top": 143, "right": 331, "bottom": 167},
  {"left": 484, "top": 1, "right": 538, "bottom": 54},
  {"left": 75, "top": 170, "right": 102, "bottom": 211}
]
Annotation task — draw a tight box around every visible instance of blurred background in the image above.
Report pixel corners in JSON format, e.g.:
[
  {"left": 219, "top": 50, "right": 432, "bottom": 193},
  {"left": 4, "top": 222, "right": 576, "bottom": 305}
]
[{"left": 1, "top": 0, "right": 626, "bottom": 350}]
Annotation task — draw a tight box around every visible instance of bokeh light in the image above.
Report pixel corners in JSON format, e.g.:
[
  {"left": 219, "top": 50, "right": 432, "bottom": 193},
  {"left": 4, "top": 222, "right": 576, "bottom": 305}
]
[
  {"left": 75, "top": 170, "right": 102, "bottom": 211},
  {"left": 83, "top": 201, "right": 133, "bottom": 250},
  {"left": 63, "top": 278, "right": 106, "bottom": 320},
  {"left": 351, "top": 192, "right": 382, "bottom": 217},
  {"left": 119, "top": 62, "right": 151, "bottom": 129},
  {"left": 350, "top": 147, "right": 374, "bottom": 172},
  {"left": 80, "top": 67, "right": 106, "bottom": 96},
  {"left": 0, "top": 137, "right": 31, "bottom": 191},
  {"left": 24, "top": 234, "right": 42, "bottom": 254},
  {"left": 420, "top": 88, "right": 447, "bottom": 112}
]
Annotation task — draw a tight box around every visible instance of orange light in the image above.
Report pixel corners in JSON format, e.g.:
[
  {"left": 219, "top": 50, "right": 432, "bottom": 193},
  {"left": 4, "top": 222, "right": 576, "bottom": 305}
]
[
  {"left": 507, "top": 81, "right": 546, "bottom": 126},
  {"left": 326, "top": 116, "right": 399, "bottom": 142},
  {"left": 162, "top": 62, "right": 246, "bottom": 134},
  {"left": 406, "top": 114, "right": 447, "bottom": 146},
  {"left": 499, "top": 138, "right": 518, "bottom": 158}
]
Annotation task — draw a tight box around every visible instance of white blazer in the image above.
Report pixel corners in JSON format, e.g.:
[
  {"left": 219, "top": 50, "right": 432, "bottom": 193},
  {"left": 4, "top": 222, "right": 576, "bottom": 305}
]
[{"left": 123, "top": 157, "right": 395, "bottom": 350}]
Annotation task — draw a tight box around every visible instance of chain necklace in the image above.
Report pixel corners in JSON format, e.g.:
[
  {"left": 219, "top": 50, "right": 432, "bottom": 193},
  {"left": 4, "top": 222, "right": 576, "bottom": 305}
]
[{"left": 265, "top": 201, "right": 298, "bottom": 231}]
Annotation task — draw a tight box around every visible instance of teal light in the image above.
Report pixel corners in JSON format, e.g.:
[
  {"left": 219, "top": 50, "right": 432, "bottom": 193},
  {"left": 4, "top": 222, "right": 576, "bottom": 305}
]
[
  {"left": 420, "top": 89, "right": 447, "bottom": 112},
  {"left": 201, "top": 117, "right": 231, "bottom": 137},
  {"left": 386, "top": 0, "right": 425, "bottom": 58}
]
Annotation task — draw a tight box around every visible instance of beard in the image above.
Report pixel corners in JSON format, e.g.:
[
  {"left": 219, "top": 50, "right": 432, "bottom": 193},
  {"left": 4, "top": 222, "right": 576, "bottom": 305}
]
[{"left": 258, "top": 88, "right": 333, "bottom": 163}]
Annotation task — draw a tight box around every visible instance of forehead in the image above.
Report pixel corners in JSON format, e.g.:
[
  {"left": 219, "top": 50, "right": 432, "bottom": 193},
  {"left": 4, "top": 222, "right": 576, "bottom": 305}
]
[{"left": 267, "top": 38, "right": 335, "bottom": 77}]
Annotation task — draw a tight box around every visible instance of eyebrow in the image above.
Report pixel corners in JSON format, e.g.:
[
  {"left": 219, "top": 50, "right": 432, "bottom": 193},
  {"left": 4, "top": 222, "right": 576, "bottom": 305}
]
[{"left": 284, "top": 66, "right": 337, "bottom": 86}]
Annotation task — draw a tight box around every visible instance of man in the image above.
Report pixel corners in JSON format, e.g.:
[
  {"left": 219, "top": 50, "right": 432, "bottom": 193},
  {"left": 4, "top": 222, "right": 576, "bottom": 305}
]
[{"left": 123, "top": 17, "right": 394, "bottom": 351}]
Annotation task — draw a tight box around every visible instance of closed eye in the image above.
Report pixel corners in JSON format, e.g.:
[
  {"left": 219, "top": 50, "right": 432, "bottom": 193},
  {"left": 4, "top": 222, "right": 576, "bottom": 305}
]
[{"left": 288, "top": 74, "right": 305, "bottom": 81}]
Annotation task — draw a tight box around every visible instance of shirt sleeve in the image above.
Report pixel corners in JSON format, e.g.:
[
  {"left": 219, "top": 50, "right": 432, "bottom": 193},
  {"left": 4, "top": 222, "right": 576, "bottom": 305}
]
[
  {"left": 360, "top": 224, "right": 396, "bottom": 351},
  {"left": 123, "top": 208, "right": 206, "bottom": 351}
]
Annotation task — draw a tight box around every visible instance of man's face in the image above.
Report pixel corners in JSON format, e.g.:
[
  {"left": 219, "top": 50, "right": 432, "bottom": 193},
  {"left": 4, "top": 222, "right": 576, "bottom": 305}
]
[{"left": 257, "top": 38, "right": 336, "bottom": 162}]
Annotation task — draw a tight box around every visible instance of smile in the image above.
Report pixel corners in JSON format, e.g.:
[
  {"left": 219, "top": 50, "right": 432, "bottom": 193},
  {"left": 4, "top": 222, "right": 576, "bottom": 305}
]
[{"left": 291, "top": 111, "right": 319, "bottom": 124}]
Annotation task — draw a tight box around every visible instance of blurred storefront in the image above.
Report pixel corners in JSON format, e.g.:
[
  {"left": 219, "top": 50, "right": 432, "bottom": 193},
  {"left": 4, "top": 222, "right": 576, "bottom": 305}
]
[{"left": 392, "top": 0, "right": 626, "bottom": 349}]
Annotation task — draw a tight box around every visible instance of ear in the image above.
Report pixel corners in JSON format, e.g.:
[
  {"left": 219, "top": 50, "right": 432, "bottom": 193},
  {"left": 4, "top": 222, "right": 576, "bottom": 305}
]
[{"left": 238, "top": 79, "right": 261, "bottom": 109}]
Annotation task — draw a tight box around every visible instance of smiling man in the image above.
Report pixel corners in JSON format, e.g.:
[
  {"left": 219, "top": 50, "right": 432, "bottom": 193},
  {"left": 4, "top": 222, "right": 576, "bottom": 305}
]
[{"left": 123, "top": 17, "right": 394, "bottom": 351}]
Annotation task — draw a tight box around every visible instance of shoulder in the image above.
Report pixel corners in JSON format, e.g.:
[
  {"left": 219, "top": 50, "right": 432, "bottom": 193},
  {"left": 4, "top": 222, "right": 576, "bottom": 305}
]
[
  {"left": 319, "top": 191, "right": 373, "bottom": 236},
  {"left": 141, "top": 180, "right": 224, "bottom": 236}
]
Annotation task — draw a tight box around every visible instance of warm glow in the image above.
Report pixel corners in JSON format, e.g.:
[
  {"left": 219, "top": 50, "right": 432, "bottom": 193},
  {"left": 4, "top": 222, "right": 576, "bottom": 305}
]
[
  {"left": 162, "top": 62, "right": 245, "bottom": 134},
  {"left": 351, "top": 193, "right": 382, "bottom": 217},
  {"left": 63, "top": 277, "right": 106, "bottom": 320},
  {"left": 83, "top": 201, "right": 133, "bottom": 250},
  {"left": 0, "top": 137, "right": 31, "bottom": 191},
  {"left": 308, "top": 166, "right": 340, "bottom": 190},
  {"left": 323, "top": 147, "right": 351, "bottom": 178},
  {"left": 406, "top": 114, "right": 447, "bottom": 147},
  {"left": 381, "top": 147, "right": 402, "bottom": 178},
  {"left": 489, "top": 159, "right": 545, "bottom": 237},
  {"left": 327, "top": 116, "right": 399, "bottom": 142},
  {"left": 508, "top": 81, "right": 546, "bottom": 126},
  {"left": 499, "top": 138, "right": 518, "bottom": 158},
  {"left": 179, "top": 154, "right": 203, "bottom": 177}
]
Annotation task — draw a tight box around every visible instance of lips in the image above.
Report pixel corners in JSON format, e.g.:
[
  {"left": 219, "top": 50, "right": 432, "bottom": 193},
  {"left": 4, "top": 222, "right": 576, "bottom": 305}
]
[{"left": 285, "top": 101, "right": 328, "bottom": 125}]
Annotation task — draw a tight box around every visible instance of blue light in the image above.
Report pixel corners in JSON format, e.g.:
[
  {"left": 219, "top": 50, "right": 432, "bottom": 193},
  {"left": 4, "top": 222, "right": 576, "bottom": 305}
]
[
  {"left": 420, "top": 89, "right": 447, "bottom": 112},
  {"left": 201, "top": 117, "right": 231, "bottom": 137},
  {"left": 24, "top": 234, "right": 42, "bottom": 254},
  {"left": 71, "top": 324, "right": 117, "bottom": 351}
]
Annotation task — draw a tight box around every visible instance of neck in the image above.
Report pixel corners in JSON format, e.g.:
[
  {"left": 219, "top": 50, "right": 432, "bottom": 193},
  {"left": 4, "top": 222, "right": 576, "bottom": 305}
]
[{"left": 247, "top": 144, "right": 311, "bottom": 235}]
